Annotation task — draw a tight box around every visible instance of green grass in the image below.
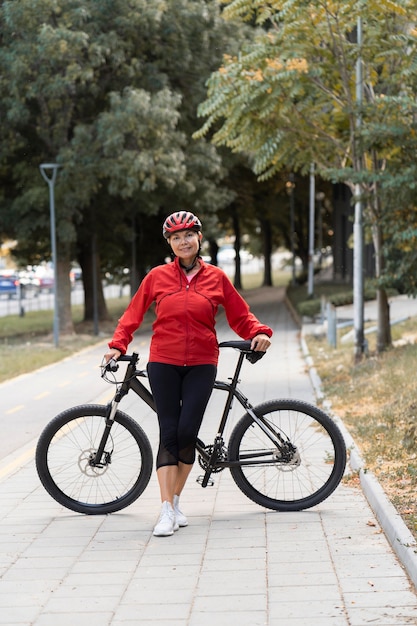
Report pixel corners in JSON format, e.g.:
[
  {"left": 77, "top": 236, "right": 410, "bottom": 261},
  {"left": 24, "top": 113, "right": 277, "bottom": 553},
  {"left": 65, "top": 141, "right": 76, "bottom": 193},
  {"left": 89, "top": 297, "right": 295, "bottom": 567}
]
[
  {"left": 305, "top": 315, "right": 417, "bottom": 542},
  {"left": 0, "top": 297, "right": 131, "bottom": 383},
  {"left": 0, "top": 298, "right": 131, "bottom": 341}
]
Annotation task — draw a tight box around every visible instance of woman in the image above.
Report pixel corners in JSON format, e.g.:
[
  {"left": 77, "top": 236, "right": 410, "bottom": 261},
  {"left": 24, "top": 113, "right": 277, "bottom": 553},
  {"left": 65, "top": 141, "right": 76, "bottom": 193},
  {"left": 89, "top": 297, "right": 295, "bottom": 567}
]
[{"left": 105, "top": 211, "right": 272, "bottom": 536}]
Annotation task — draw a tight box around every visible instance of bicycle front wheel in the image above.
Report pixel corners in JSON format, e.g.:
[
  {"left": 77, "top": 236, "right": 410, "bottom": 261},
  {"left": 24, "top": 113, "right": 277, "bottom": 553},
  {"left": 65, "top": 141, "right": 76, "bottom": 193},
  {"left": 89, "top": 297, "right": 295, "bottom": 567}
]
[
  {"left": 228, "top": 399, "right": 346, "bottom": 511},
  {"left": 36, "top": 404, "right": 153, "bottom": 514}
]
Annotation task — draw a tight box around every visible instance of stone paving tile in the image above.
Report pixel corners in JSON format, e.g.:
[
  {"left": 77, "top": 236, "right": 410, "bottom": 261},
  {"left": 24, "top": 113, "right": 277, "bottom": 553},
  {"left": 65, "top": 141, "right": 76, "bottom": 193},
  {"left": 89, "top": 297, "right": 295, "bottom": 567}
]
[
  {"left": 35, "top": 614, "right": 115, "bottom": 626},
  {"left": 268, "top": 615, "right": 346, "bottom": 626},
  {"left": 269, "top": 598, "right": 345, "bottom": 619},
  {"left": 346, "top": 605, "right": 417, "bottom": 626},
  {"left": 192, "top": 593, "right": 267, "bottom": 612},
  {"left": 189, "top": 611, "right": 267, "bottom": 626}
]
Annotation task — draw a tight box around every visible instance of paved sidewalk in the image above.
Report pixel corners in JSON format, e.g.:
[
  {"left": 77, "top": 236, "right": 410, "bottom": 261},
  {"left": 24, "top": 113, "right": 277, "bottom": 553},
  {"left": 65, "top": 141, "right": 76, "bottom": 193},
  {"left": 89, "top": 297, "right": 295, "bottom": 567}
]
[{"left": 1, "top": 286, "right": 417, "bottom": 625}]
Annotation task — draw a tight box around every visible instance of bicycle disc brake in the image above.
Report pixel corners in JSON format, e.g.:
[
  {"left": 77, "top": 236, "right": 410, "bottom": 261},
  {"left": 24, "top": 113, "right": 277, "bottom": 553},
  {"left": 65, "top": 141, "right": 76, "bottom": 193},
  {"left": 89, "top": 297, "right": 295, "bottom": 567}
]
[
  {"left": 78, "top": 447, "right": 113, "bottom": 477},
  {"left": 272, "top": 444, "right": 301, "bottom": 472}
]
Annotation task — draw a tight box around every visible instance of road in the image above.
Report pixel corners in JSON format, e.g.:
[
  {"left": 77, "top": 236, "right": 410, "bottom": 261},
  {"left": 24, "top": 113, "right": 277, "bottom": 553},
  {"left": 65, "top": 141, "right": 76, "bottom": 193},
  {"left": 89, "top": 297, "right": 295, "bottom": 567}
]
[{"left": 0, "top": 331, "right": 156, "bottom": 473}]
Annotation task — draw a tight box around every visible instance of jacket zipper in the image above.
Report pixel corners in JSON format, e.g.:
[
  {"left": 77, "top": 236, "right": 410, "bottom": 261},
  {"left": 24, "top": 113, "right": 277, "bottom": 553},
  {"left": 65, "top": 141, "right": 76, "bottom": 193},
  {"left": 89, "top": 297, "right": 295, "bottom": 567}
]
[{"left": 183, "top": 281, "right": 190, "bottom": 365}]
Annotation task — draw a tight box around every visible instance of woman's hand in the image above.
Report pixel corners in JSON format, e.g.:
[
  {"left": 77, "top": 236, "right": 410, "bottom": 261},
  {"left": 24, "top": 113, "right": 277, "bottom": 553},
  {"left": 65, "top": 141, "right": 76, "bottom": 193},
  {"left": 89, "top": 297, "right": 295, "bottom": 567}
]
[
  {"left": 104, "top": 348, "right": 121, "bottom": 363},
  {"left": 251, "top": 334, "right": 271, "bottom": 352}
]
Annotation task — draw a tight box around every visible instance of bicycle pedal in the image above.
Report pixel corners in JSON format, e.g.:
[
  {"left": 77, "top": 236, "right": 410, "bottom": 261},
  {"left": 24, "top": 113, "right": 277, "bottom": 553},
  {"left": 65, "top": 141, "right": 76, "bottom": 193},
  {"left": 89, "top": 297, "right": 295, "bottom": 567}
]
[{"left": 196, "top": 474, "right": 214, "bottom": 487}]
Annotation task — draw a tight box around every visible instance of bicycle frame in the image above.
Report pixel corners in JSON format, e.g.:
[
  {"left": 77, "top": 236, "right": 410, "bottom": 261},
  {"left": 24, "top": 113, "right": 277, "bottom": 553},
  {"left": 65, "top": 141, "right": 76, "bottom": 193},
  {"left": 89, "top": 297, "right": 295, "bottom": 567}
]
[
  {"left": 36, "top": 342, "right": 346, "bottom": 514},
  {"left": 96, "top": 347, "right": 287, "bottom": 484}
]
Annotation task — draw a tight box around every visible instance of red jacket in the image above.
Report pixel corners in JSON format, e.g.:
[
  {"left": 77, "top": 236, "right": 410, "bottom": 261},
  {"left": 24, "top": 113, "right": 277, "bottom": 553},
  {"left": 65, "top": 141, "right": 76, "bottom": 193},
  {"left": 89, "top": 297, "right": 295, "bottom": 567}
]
[{"left": 109, "top": 257, "right": 273, "bottom": 366}]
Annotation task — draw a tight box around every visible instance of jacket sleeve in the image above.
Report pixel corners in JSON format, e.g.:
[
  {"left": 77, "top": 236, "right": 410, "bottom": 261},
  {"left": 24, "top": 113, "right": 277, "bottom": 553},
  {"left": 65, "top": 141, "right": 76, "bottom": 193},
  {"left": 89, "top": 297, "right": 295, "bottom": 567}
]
[
  {"left": 108, "top": 273, "right": 155, "bottom": 354},
  {"left": 221, "top": 274, "right": 273, "bottom": 340}
]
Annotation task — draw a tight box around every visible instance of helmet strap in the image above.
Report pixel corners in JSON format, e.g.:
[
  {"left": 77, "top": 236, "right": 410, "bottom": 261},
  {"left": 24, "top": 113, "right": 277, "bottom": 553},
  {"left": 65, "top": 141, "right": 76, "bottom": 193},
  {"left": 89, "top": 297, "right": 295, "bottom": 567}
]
[{"left": 178, "top": 241, "right": 202, "bottom": 273}]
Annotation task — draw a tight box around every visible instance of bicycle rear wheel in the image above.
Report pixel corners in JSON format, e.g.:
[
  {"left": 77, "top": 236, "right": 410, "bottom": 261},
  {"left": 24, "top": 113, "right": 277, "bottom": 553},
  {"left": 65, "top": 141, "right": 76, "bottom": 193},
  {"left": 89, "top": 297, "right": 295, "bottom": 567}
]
[
  {"left": 36, "top": 404, "right": 153, "bottom": 514},
  {"left": 228, "top": 399, "right": 346, "bottom": 511}
]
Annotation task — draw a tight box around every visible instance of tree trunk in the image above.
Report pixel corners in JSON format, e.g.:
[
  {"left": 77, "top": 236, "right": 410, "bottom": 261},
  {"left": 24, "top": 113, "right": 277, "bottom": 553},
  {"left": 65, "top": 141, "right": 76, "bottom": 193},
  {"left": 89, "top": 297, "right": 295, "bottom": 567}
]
[
  {"left": 367, "top": 167, "right": 391, "bottom": 352},
  {"left": 376, "top": 287, "right": 391, "bottom": 352},
  {"left": 260, "top": 218, "right": 273, "bottom": 286},
  {"left": 208, "top": 238, "right": 219, "bottom": 266},
  {"left": 372, "top": 219, "right": 391, "bottom": 351},
  {"left": 231, "top": 206, "right": 242, "bottom": 289},
  {"left": 57, "top": 243, "right": 74, "bottom": 335},
  {"left": 78, "top": 240, "right": 110, "bottom": 322}
]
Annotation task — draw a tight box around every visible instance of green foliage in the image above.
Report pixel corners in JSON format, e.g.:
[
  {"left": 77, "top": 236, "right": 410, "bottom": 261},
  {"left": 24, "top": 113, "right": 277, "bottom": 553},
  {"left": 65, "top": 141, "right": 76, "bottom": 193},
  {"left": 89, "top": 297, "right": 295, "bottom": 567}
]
[
  {"left": 198, "top": 0, "right": 416, "bottom": 182},
  {"left": 295, "top": 285, "right": 397, "bottom": 318},
  {"left": 0, "top": 0, "right": 248, "bottom": 277},
  {"left": 195, "top": 0, "right": 417, "bottom": 351}
]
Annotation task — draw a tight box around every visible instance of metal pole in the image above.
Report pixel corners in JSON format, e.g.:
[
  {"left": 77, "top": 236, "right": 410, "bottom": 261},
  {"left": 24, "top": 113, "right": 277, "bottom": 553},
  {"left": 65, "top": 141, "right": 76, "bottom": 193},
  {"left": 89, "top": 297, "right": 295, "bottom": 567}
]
[
  {"left": 353, "top": 16, "right": 365, "bottom": 360},
  {"left": 39, "top": 163, "right": 61, "bottom": 348},
  {"left": 307, "top": 163, "right": 315, "bottom": 297}
]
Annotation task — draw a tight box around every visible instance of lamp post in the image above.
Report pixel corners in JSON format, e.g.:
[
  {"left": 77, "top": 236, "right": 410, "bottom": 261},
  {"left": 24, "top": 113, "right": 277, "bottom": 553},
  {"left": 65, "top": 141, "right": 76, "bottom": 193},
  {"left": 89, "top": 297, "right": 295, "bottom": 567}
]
[
  {"left": 353, "top": 16, "right": 365, "bottom": 361},
  {"left": 39, "top": 163, "right": 61, "bottom": 348}
]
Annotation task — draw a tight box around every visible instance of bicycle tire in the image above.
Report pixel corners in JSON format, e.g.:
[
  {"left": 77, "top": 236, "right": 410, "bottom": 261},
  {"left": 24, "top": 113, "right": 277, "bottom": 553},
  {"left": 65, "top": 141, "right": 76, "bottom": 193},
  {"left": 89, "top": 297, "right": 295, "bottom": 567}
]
[
  {"left": 228, "top": 399, "right": 346, "bottom": 511},
  {"left": 36, "top": 404, "right": 153, "bottom": 515}
]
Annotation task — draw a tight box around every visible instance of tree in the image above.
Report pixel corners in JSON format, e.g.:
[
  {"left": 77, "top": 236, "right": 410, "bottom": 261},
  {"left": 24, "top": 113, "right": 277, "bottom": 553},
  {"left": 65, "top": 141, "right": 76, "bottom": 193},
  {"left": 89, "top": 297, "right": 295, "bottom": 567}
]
[
  {"left": 196, "top": 0, "right": 417, "bottom": 355},
  {"left": 0, "top": 0, "right": 245, "bottom": 332}
]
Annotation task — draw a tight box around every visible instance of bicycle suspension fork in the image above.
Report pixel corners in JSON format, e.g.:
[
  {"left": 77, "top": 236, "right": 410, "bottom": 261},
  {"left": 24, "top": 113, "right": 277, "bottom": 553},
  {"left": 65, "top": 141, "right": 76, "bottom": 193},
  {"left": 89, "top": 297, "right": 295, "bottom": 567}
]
[{"left": 90, "top": 363, "right": 136, "bottom": 468}]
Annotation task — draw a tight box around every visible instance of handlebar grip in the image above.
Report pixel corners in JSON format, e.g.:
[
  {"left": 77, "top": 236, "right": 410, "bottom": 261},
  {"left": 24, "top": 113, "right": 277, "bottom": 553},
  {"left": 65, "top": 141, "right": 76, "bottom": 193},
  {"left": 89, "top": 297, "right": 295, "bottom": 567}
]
[
  {"left": 106, "top": 358, "right": 119, "bottom": 372},
  {"left": 105, "top": 353, "right": 139, "bottom": 370}
]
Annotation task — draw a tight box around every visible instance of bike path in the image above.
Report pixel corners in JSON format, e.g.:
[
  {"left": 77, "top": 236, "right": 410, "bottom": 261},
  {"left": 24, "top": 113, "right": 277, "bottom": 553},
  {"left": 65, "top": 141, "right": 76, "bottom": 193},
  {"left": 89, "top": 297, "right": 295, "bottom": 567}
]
[{"left": 0, "top": 286, "right": 416, "bottom": 625}]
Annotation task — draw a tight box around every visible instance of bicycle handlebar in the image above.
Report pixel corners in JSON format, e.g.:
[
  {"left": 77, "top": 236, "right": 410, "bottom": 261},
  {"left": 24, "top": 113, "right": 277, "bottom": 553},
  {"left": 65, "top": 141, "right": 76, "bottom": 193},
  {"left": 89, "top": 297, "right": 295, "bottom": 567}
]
[
  {"left": 104, "top": 352, "right": 139, "bottom": 374},
  {"left": 105, "top": 341, "right": 266, "bottom": 373}
]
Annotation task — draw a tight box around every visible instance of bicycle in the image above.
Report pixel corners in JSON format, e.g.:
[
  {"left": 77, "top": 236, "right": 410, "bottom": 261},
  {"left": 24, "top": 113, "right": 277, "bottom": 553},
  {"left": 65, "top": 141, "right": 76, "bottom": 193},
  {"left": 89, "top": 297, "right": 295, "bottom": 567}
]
[{"left": 35, "top": 340, "right": 347, "bottom": 515}]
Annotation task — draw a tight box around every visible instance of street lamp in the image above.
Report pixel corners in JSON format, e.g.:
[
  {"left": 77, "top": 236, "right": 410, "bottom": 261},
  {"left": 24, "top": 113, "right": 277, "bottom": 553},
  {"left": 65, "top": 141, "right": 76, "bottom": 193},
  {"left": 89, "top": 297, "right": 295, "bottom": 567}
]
[
  {"left": 353, "top": 16, "right": 365, "bottom": 361},
  {"left": 39, "top": 163, "right": 61, "bottom": 348}
]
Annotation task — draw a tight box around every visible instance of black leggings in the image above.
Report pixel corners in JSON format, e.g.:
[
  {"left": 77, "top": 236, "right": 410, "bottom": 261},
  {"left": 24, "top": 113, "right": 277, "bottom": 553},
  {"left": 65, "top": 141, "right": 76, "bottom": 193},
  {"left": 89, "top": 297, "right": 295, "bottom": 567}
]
[{"left": 147, "top": 362, "right": 217, "bottom": 469}]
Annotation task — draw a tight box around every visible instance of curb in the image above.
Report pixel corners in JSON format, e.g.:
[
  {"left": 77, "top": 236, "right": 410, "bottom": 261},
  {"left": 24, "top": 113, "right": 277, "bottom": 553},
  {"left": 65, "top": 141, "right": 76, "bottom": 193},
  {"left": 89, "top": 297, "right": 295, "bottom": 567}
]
[{"left": 300, "top": 332, "right": 417, "bottom": 588}]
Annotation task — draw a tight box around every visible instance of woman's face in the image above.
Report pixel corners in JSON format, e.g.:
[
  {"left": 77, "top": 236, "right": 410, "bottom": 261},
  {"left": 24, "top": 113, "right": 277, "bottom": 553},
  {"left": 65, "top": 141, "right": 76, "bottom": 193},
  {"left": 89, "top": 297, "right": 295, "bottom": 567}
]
[{"left": 168, "top": 230, "right": 201, "bottom": 262}]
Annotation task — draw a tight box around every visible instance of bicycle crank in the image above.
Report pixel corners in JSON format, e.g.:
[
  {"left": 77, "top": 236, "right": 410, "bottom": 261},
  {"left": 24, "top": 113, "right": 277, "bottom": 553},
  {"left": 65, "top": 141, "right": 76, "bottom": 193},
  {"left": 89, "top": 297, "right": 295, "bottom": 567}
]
[{"left": 197, "top": 444, "right": 227, "bottom": 474}]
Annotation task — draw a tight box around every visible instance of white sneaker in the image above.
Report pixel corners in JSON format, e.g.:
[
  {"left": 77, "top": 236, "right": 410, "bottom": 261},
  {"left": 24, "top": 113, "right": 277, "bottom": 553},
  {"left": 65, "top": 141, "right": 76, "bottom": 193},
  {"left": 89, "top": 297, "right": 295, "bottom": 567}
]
[
  {"left": 173, "top": 494, "right": 188, "bottom": 527},
  {"left": 153, "top": 501, "right": 178, "bottom": 537}
]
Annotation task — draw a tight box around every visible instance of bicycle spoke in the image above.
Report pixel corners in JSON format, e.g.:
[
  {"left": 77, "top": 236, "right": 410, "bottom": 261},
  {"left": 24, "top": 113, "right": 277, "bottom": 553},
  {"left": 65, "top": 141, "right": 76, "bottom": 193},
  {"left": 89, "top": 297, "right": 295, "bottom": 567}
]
[
  {"left": 228, "top": 399, "right": 346, "bottom": 511},
  {"left": 36, "top": 405, "right": 153, "bottom": 514}
]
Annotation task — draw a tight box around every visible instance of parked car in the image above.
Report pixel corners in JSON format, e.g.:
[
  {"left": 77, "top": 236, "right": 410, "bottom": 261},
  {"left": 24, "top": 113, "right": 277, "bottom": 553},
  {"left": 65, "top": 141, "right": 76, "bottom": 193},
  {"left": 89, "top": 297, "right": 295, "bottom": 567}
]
[
  {"left": 31, "top": 267, "right": 54, "bottom": 293},
  {"left": 0, "top": 271, "right": 39, "bottom": 299},
  {"left": 18, "top": 271, "right": 40, "bottom": 298},
  {"left": 0, "top": 273, "right": 19, "bottom": 299}
]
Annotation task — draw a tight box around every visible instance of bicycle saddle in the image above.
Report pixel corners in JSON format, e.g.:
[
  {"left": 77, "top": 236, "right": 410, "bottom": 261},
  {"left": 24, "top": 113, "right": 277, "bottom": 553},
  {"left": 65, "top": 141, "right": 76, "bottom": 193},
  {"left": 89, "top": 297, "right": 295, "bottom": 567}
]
[{"left": 218, "top": 340, "right": 266, "bottom": 363}]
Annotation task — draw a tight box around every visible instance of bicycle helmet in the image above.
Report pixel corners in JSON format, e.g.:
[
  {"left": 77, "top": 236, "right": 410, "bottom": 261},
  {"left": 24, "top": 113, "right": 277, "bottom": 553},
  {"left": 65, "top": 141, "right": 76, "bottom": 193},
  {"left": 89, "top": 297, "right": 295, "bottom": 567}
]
[{"left": 162, "top": 211, "right": 202, "bottom": 239}]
